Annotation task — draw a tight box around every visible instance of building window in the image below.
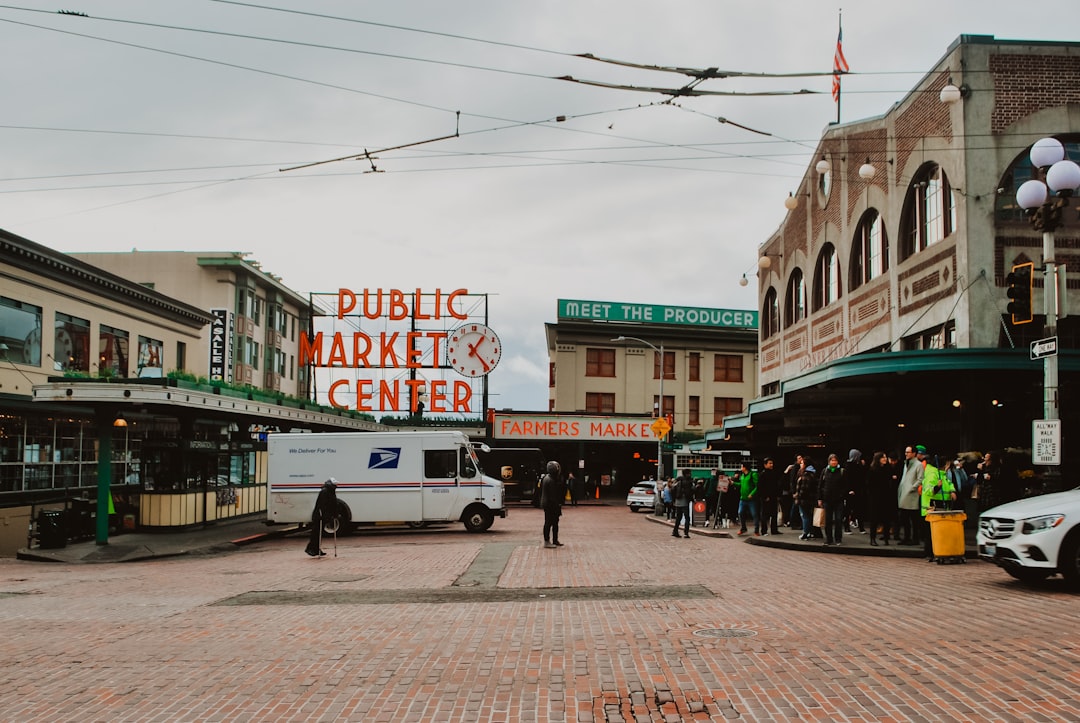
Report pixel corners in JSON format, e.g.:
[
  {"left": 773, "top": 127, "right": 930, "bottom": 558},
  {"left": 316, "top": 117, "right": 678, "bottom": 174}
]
[
  {"left": 586, "top": 348, "right": 615, "bottom": 377},
  {"left": 762, "top": 288, "right": 780, "bottom": 340},
  {"left": 176, "top": 341, "right": 187, "bottom": 372},
  {"left": 713, "top": 354, "right": 743, "bottom": 383},
  {"left": 244, "top": 337, "right": 260, "bottom": 370},
  {"left": 812, "top": 243, "right": 841, "bottom": 311},
  {"left": 901, "top": 320, "right": 957, "bottom": 350},
  {"left": 713, "top": 397, "right": 743, "bottom": 425},
  {"left": 688, "top": 396, "right": 700, "bottom": 426},
  {"left": 1, "top": 297, "right": 43, "bottom": 366},
  {"left": 653, "top": 351, "right": 675, "bottom": 381},
  {"left": 137, "top": 335, "right": 164, "bottom": 375},
  {"left": 785, "top": 269, "right": 806, "bottom": 326},
  {"left": 549, "top": 362, "right": 555, "bottom": 388},
  {"left": 652, "top": 395, "right": 674, "bottom": 420},
  {"left": 688, "top": 353, "right": 700, "bottom": 382},
  {"left": 585, "top": 392, "right": 615, "bottom": 414},
  {"left": 850, "top": 209, "right": 889, "bottom": 290},
  {"left": 99, "top": 324, "right": 129, "bottom": 377},
  {"left": 900, "top": 163, "right": 956, "bottom": 261},
  {"left": 54, "top": 312, "right": 91, "bottom": 372}
]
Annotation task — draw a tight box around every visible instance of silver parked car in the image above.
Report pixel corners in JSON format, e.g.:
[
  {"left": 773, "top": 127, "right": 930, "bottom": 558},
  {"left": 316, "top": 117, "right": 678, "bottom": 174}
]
[{"left": 626, "top": 481, "right": 658, "bottom": 512}]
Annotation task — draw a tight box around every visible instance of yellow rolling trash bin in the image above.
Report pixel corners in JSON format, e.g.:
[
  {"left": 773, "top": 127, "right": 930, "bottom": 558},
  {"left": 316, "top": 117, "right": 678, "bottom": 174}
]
[{"left": 927, "top": 509, "right": 967, "bottom": 563}]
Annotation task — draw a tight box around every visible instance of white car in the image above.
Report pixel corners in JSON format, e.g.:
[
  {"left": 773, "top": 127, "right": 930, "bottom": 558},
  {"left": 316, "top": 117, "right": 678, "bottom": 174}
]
[
  {"left": 626, "top": 481, "right": 658, "bottom": 512},
  {"left": 977, "top": 488, "right": 1080, "bottom": 586}
]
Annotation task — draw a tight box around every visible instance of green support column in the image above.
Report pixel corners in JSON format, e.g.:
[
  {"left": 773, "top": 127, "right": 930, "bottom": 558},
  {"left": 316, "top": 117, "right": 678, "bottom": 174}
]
[{"left": 96, "top": 414, "right": 113, "bottom": 546}]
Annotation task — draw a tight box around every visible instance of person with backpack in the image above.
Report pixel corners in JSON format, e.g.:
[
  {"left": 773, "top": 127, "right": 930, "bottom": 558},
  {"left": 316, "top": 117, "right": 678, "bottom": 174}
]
[
  {"left": 671, "top": 469, "right": 694, "bottom": 538},
  {"left": 818, "top": 453, "right": 849, "bottom": 546}
]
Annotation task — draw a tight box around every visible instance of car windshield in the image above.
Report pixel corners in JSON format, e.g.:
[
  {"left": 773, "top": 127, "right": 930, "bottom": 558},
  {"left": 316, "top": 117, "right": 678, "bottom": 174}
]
[{"left": 633, "top": 483, "right": 655, "bottom": 491}]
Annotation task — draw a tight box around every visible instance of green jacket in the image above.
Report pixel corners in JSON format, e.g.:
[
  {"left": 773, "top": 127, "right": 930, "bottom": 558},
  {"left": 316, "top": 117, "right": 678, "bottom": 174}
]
[
  {"left": 737, "top": 470, "right": 758, "bottom": 500},
  {"left": 920, "top": 462, "right": 955, "bottom": 516}
]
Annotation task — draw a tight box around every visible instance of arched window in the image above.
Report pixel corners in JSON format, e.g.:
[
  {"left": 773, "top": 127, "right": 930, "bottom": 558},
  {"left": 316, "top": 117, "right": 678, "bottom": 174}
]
[
  {"left": 812, "top": 244, "right": 841, "bottom": 311},
  {"left": 784, "top": 269, "right": 806, "bottom": 326},
  {"left": 849, "top": 209, "right": 889, "bottom": 290},
  {"left": 762, "top": 287, "right": 780, "bottom": 339},
  {"left": 899, "top": 163, "right": 956, "bottom": 261}
]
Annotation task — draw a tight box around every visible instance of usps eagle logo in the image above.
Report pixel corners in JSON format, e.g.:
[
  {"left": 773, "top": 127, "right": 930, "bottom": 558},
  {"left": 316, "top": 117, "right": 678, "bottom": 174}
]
[{"left": 368, "top": 447, "right": 401, "bottom": 469}]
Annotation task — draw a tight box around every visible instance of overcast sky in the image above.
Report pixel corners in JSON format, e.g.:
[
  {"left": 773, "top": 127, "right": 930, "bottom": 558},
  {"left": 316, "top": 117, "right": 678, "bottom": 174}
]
[{"left": 3, "top": 1, "right": 1076, "bottom": 410}]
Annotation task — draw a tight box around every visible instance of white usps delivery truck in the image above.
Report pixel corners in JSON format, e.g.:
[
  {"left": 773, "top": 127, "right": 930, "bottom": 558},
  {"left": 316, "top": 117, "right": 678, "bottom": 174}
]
[{"left": 267, "top": 431, "right": 506, "bottom": 533}]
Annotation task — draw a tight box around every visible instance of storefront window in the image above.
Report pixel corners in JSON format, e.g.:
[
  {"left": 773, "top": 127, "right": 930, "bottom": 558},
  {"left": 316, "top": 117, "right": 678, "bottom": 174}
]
[
  {"left": 99, "top": 324, "right": 130, "bottom": 377},
  {"left": 1, "top": 296, "right": 43, "bottom": 366},
  {"left": 137, "top": 335, "right": 164, "bottom": 377},
  {"left": 54, "top": 312, "right": 91, "bottom": 372}
]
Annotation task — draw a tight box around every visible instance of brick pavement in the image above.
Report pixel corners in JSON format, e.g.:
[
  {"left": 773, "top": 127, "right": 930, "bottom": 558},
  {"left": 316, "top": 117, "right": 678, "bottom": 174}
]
[{"left": 1, "top": 504, "right": 1077, "bottom": 722}]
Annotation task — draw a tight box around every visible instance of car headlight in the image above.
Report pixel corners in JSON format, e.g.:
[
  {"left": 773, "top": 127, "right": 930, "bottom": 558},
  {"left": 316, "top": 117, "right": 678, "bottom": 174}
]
[{"left": 1020, "top": 514, "right": 1065, "bottom": 534}]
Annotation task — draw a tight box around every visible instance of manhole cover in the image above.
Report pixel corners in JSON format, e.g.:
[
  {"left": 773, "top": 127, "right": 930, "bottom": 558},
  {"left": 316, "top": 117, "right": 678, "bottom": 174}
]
[{"left": 693, "top": 628, "right": 757, "bottom": 638}]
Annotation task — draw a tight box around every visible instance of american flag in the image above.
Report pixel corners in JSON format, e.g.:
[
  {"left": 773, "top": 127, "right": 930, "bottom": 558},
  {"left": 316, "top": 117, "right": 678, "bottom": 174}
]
[{"left": 832, "top": 28, "right": 849, "bottom": 102}]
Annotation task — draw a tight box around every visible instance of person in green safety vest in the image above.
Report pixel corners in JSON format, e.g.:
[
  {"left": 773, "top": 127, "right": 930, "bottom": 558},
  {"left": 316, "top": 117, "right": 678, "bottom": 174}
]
[{"left": 917, "top": 446, "right": 956, "bottom": 562}]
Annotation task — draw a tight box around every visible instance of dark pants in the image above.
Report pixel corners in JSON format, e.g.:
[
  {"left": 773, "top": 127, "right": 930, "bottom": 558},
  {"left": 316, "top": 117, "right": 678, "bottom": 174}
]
[
  {"left": 543, "top": 508, "right": 561, "bottom": 544},
  {"left": 867, "top": 505, "right": 894, "bottom": 543},
  {"left": 761, "top": 497, "right": 779, "bottom": 533},
  {"left": 672, "top": 504, "right": 690, "bottom": 535},
  {"left": 306, "top": 510, "right": 325, "bottom": 556},
  {"left": 824, "top": 500, "right": 845, "bottom": 543},
  {"left": 899, "top": 508, "right": 921, "bottom": 543}
]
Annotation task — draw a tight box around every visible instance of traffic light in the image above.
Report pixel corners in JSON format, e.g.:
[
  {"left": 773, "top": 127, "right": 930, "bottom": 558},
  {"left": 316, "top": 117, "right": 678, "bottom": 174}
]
[{"left": 1006, "top": 261, "right": 1034, "bottom": 325}]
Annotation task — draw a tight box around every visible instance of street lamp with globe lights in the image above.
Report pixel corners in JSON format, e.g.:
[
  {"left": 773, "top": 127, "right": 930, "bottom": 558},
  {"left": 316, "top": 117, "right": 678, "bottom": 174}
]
[
  {"left": 1015, "top": 137, "right": 1080, "bottom": 426},
  {"left": 611, "top": 335, "right": 666, "bottom": 481}
]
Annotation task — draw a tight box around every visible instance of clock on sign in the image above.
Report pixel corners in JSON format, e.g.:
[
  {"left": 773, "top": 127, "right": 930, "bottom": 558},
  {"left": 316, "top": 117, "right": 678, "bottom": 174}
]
[{"left": 447, "top": 324, "right": 501, "bottom": 377}]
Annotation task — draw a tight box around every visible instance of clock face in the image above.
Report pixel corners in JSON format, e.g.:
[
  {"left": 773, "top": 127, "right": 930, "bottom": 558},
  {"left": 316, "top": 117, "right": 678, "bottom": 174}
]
[{"left": 446, "top": 324, "right": 502, "bottom": 377}]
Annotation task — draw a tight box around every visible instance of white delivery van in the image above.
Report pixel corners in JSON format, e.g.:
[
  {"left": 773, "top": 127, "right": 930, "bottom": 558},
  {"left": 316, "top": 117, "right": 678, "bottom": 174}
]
[{"left": 267, "top": 430, "right": 506, "bottom": 533}]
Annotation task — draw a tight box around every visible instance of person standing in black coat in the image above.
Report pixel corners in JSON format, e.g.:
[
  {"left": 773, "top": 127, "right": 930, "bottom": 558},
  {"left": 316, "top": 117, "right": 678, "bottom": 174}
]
[
  {"left": 865, "top": 451, "right": 896, "bottom": 546},
  {"left": 540, "top": 461, "right": 566, "bottom": 548},
  {"left": 757, "top": 457, "right": 782, "bottom": 535},
  {"left": 305, "top": 478, "right": 338, "bottom": 557},
  {"left": 843, "top": 449, "right": 867, "bottom": 533},
  {"left": 817, "top": 454, "right": 849, "bottom": 546}
]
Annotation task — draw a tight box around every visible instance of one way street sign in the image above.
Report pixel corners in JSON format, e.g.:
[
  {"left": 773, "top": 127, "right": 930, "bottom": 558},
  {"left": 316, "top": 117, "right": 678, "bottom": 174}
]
[{"left": 1030, "top": 336, "right": 1058, "bottom": 360}]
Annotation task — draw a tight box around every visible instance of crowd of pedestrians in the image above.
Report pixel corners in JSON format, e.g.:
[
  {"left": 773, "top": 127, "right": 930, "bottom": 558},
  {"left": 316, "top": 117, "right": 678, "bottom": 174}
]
[{"left": 653, "top": 445, "right": 1027, "bottom": 562}]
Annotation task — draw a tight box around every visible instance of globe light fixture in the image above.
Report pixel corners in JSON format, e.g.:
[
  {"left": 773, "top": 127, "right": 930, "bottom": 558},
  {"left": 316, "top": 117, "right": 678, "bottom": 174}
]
[{"left": 1014, "top": 136, "right": 1079, "bottom": 432}]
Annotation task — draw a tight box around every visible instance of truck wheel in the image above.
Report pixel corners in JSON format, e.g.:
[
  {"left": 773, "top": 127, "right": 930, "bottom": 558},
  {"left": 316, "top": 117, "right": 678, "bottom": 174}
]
[
  {"left": 1061, "top": 532, "right": 1080, "bottom": 589},
  {"left": 1004, "top": 567, "right": 1050, "bottom": 584},
  {"left": 327, "top": 501, "right": 352, "bottom": 536},
  {"left": 463, "top": 507, "right": 494, "bottom": 533}
]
